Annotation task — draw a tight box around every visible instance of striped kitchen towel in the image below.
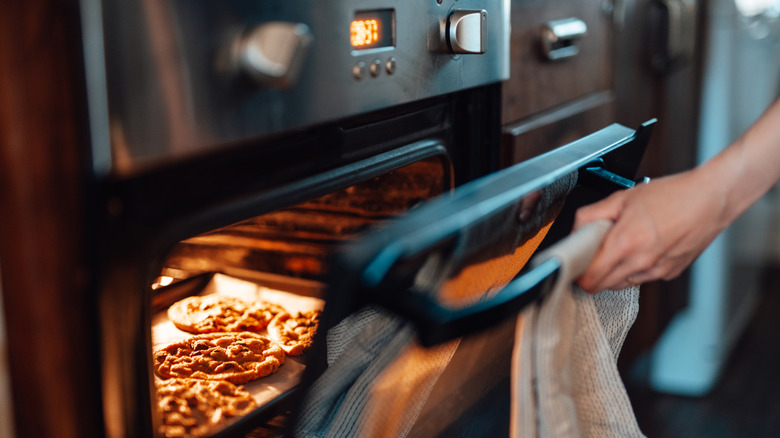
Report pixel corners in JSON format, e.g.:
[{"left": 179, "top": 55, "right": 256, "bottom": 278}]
[{"left": 512, "top": 220, "right": 645, "bottom": 438}]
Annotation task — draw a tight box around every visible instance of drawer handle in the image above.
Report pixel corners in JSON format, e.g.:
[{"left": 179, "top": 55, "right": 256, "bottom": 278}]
[
  {"left": 650, "top": 0, "right": 696, "bottom": 71},
  {"left": 540, "top": 18, "right": 588, "bottom": 61}
]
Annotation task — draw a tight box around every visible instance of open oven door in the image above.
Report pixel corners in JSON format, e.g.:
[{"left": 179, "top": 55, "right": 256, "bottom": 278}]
[{"left": 291, "top": 119, "right": 656, "bottom": 437}]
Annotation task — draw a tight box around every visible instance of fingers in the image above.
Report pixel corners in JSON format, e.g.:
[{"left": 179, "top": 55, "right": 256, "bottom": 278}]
[
  {"left": 573, "top": 190, "right": 627, "bottom": 231},
  {"left": 573, "top": 185, "right": 665, "bottom": 292},
  {"left": 577, "top": 219, "right": 660, "bottom": 292},
  {"left": 578, "top": 235, "right": 690, "bottom": 292},
  {"left": 572, "top": 173, "right": 713, "bottom": 293}
]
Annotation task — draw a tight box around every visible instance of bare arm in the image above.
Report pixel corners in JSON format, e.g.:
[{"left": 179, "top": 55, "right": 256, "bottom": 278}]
[{"left": 574, "top": 97, "right": 780, "bottom": 293}]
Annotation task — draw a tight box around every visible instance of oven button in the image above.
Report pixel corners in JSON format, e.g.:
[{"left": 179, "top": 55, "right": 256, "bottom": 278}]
[
  {"left": 369, "top": 59, "right": 382, "bottom": 77},
  {"left": 353, "top": 61, "right": 366, "bottom": 80},
  {"left": 447, "top": 10, "right": 488, "bottom": 54},
  {"left": 385, "top": 57, "right": 396, "bottom": 75},
  {"left": 235, "top": 22, "right": 312, "bottom": 88}
]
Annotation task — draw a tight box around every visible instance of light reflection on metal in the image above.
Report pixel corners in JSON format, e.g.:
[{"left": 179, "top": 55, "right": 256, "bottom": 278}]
[{"left": 151, "top": 275, "right": 174, "bottom": 290}]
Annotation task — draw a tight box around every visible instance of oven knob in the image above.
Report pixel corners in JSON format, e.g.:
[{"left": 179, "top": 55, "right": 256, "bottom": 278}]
[
  {"left": 236, "top": 22, "right": 312, "bottom": 88},
  {"left": 447, "top": 10, "right": 488, "bottom": 54}
]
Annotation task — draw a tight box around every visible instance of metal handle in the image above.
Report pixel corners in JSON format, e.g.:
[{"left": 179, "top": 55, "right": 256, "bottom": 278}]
[
  {"left": 579, "top": 161, "right": 651, "bottom": 195},
  {"left": 540, "top": 18, "right": 588, "bottom": 61},
  {"left": 651, "top": 0, "right": 696, "bottom": 71}
]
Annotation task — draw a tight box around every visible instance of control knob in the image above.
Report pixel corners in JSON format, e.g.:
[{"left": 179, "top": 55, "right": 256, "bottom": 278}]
[
  {"left": 234, "top": 22, "right": 312, "bottom": 88},
  {"left": 446, "top": 10, "right": 488, "bottom": 54}
]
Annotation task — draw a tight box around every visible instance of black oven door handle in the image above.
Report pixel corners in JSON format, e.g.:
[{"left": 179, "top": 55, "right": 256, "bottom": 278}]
[
  {"left": 373, "top": 257, "right": 561, "bottom": 346},
  {"left": 325, "top": 119, "right": 656, "bottom": 346}
]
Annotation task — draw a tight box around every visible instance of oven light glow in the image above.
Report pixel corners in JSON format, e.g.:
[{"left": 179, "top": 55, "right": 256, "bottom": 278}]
[
  {"left": 151, "top": 275, "right": 174, "bottom": 290},
  {"left": 351, "top": 19, "right": 380, "bottom": 47}
]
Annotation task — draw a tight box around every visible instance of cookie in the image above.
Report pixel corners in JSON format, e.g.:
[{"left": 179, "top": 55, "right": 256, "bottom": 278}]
[
  {"left": 167, "top": 295, "right": 284, "bottom": 334},
  {"left": 153, "top": 332, "right": 285, "bottom": 385},
  {"left": 156, "top": 378, "right": 256, "bottom": 438},
  {"left": 267, "top": 310, "right": 320, "bottom": 356}
]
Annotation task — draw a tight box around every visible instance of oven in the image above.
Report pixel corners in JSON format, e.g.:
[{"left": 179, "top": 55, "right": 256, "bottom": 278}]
[{"left": 3, "top": 0, "right": 653, "bottom": 437}]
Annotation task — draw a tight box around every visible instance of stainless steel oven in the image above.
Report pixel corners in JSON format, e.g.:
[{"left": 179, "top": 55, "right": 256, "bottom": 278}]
[{"left": 4, "top": 0, "right": 652, "bottom": 437}]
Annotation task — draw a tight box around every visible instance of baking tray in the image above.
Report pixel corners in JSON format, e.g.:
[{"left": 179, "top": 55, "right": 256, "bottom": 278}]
[{"left": 151, "top": 273, "right": 325, "bottom": 436}]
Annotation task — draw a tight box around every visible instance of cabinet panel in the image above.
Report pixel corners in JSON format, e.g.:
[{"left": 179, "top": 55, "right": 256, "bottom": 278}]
[
  {"left": 502, "top": 0, "right": 614, "bottom": 124},
  {"left": 501, "top": 92, "right": 615, "bottom": 167}
]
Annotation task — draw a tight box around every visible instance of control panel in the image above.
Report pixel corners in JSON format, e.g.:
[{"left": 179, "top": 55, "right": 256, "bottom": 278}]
[{"left": 95, "top": 0, "right": 510, "bottom": 174}]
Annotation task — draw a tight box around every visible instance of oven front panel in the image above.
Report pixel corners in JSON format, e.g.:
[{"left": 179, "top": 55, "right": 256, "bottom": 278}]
[{"left": 95, "top": 0, "right": 509, "bottom": 175}]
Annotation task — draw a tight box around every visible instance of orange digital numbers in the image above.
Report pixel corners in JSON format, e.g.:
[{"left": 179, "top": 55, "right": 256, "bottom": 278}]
[{"left": 350, "top": 19, "right": 380, "bottom": 48}]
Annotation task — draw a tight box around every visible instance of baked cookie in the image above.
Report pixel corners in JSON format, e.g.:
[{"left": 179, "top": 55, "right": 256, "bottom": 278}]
[
  {"left": 153, "top": 332, "right": 285, "bottom": 384},
  {"left": 267, "top": 310, "right": 321, "bottom": 356},
  {"left": 167, "top": 295, "right": 285, "bottom": 334},
  {"left": 156, "top": 378, "right": 256, "bottom": 438}
]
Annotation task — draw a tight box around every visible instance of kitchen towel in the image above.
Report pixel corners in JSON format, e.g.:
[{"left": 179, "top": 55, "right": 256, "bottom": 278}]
[
  {"left": 511, "top": 220, "right": 645, "bottom": 438},
  {"left": 295, "top": 174, "right": 578, "bottom": 438}
]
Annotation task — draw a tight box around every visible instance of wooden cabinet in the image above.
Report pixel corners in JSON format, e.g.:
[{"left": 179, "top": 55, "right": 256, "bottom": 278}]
[
  {"left": 501, "top": 0, "right": 703, "bottom": 368},
  {"left": 502, "top": 0, "right": 614, "bottom": 124},
  {"left": 502, "top": 0, "right": 701, "bottom": 174},
  {"left": 502, "top": 0, "right": 617, "bottom": 166}
]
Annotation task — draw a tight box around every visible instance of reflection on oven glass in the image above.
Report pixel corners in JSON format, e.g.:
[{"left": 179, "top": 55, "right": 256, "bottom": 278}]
[
  {"left": 148, "top": 157, "right": 447, "bottom": 437},
  {"left": 386, "top": 175, "right": 574, "bottom": 310}
]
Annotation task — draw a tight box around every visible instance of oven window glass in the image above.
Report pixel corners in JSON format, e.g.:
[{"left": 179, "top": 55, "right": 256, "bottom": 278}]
[{"left": 148, "top": 156, "right": 449, "bottom": 437}]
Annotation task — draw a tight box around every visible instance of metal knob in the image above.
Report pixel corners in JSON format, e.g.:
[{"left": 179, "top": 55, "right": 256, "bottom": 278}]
[
  {"left": 447, "top": 10, "right": 488, "bottom": 54},
  {"left": 236, "top": 22, "right": 312, "bottom": 88}
]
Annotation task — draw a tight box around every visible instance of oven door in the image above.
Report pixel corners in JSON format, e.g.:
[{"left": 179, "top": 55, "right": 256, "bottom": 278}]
[
  {"left": 144, "top": 119, "right": 653, "bottom": 438},
  {"left": 291, "top": 119, "right": 655, "bottom": 438}
]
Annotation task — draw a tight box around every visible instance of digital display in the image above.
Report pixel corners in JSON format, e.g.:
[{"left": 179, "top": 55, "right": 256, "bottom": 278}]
[{"left": 351, "top": 10, "right": 394, "bottom": 50}]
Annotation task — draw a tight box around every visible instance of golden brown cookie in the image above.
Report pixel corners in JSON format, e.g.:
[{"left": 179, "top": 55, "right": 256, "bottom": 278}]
[
  {"left": 156, "top": 377, "right": 256, "bottom": 438},
  {"left": 153, "top": 332, "right": 285, "bottom": 384},
  {"left": 267, "top": 310, "right": 320, "bottom": 356},
  {"left": 167, "top": 295, "right": 285, "bottom": 334}
]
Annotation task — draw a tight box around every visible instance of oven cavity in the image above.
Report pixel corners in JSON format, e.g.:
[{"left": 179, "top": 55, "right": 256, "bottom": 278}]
[{"left": 148, "top": 155, "right": 451, "bottom": 437}]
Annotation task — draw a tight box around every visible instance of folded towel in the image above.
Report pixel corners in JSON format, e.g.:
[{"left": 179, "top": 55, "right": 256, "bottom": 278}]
[{"left": 511, "top": 220, "right": 644, "bottom": 438}]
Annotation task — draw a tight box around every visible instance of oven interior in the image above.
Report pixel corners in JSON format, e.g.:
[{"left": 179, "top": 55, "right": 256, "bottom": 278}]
[{"left": 149, "top": 154, "right": 451, "bottom": 437}]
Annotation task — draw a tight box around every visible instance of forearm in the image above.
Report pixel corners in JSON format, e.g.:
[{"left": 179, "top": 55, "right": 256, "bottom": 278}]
[
  {"left": 573, "top": 97, "right": 780, "bottom": 292},
  {"left": 701, "top": 97, "right": 780, "bottom": 229}
]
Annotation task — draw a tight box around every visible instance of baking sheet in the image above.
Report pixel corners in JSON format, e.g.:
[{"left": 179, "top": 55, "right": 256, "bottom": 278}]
[{"left": 151, "top": 273, "right": 325, "bottom": 407}]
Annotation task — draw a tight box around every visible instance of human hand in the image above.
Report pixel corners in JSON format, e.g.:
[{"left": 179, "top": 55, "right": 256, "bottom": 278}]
[{"left": 573, "top": 168, "right": 728, "bottom": 293}]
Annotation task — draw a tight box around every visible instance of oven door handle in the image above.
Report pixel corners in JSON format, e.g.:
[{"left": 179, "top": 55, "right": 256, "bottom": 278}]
[
  {"left": 373, "top": 257, "right": 561, "bottom": 347},
  {"left": 325, "top": 120, "right": 656, "bottom": 346}
]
